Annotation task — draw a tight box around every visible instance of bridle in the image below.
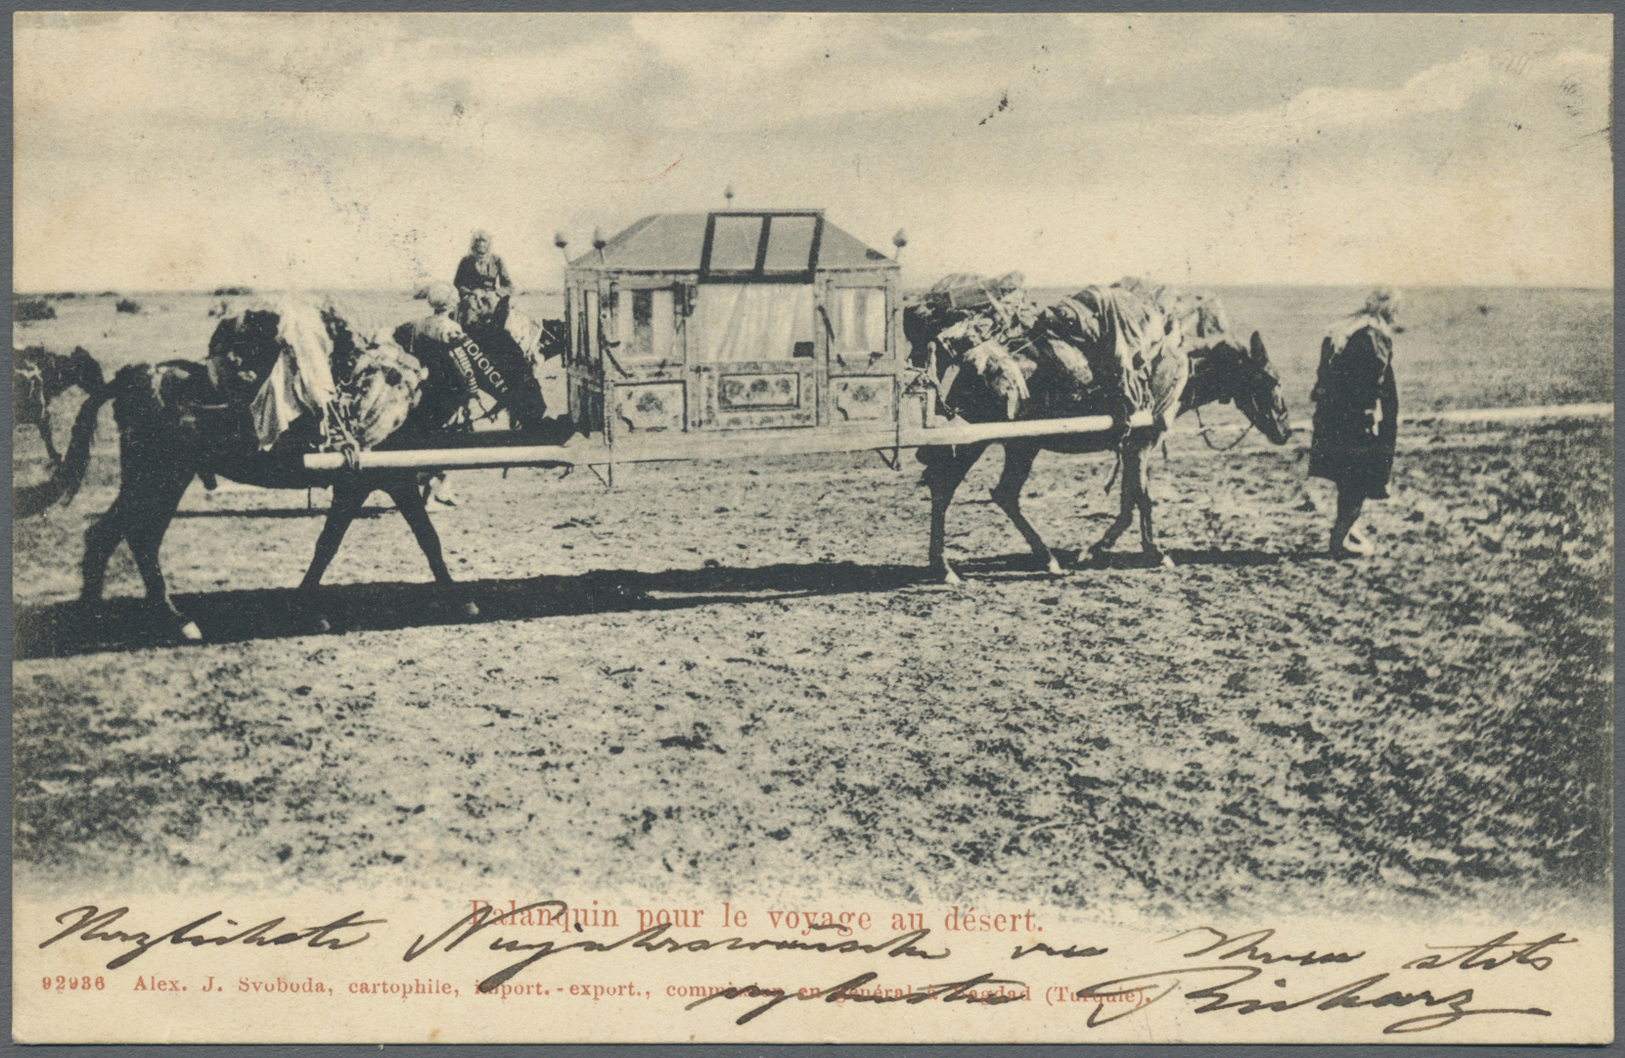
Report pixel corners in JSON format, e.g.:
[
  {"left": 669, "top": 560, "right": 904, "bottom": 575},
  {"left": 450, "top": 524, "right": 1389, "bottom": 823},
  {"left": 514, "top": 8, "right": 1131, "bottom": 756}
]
[
  {"left": 1195, "top": 405, "right": 1255, "bottom": 451},
  {"left": 1188, "top": 341, "right": 1281, "bottom": 450}
]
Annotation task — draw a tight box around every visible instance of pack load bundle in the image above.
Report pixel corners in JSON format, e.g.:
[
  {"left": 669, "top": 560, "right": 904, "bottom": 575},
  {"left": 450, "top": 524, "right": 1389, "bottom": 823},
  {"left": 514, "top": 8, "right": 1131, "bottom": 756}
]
[
  {"left": 1039, "top": 278, "right": 1216, "bottom": 430},
  {"left": 904, "top": 272, "right": 1044, "bottom": 420},
  {"left": 1112, "top": 275, "right": 1231, "bottom": 350},
  {"left": 208, "top": 296, "right": 426, "bottom": 455}
]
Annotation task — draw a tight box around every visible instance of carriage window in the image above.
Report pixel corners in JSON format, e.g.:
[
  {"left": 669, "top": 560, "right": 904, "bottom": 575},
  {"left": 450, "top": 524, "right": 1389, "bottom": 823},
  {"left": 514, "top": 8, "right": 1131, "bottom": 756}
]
[
  {"left": 701, "top": 211, "right": 823, "bottom": 282},
  {"left": 575, "top": 290, "right": 589, "bottom": 362},
  {"left": 691, "top": 284, "right": 815, "bottom": 363},
  {"left": 763, "top": 215, "right": 818, "bottom": 273},
  {"left": 707, "top": 216, "right": 764, "bottom": 273},
  {"left": 583, "top": 288, "right": 598, "bottom": 359},
  {"left": 616, "top": 288, "right": 676, "bottom": 361},
  {"left": 827, "top": 287, "right": 888, "bottom": 354},
  {"left": 563, "top": 292, "right": 575, "bottom": 364}
]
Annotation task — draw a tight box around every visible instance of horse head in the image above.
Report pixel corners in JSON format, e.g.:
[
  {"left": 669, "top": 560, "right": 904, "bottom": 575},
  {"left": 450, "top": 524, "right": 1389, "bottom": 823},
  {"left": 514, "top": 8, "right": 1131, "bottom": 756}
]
[{"left": 1188, "top": 331, "right": 1292, "bottom": 444}]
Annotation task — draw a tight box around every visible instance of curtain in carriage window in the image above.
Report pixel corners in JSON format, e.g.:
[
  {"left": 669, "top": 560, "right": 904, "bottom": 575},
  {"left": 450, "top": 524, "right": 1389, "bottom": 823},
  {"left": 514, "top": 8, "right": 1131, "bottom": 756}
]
[
  {"left": 826, "top": 287, "right": 888, "bottom": 354},
  {"left": 614, "top": 288, "right": 676, "bottom": 361},
  {"left": 691, "top": 284, "right": 815, "bottom": 363}
]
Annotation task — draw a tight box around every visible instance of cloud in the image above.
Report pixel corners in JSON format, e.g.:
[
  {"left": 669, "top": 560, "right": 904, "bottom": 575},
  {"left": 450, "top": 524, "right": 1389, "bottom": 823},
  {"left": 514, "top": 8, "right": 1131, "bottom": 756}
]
[
  {"left": 12, "top": 14, "right": 1612, "bottom": 290},
  {"left": 1194, "top": 46, "right": 1609, "bottom": 143},
  {"left": 623, "top": 13, "right": 1000, "bottom": 130}
]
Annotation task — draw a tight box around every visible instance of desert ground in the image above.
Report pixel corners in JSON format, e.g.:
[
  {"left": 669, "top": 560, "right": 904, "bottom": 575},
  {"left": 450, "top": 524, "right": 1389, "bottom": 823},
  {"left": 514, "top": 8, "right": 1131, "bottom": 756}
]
[{"left": 11, "top": 286, "right": 1613, "bottom": 923}]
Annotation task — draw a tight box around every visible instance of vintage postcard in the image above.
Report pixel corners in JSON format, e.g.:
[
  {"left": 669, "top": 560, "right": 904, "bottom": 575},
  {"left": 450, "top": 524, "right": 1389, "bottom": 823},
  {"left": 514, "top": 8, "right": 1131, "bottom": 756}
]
[{"left": 11, "top": 11, "right": 1613, "bottom": 1044}]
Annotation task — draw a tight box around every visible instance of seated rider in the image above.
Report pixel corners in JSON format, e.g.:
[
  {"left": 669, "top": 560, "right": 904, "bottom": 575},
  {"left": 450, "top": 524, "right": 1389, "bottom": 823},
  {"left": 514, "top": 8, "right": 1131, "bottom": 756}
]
[
  {"left": 454, "top": 229, "right": 513, "bottom": 328},
  {"left": 398, "top": 280, "right": 559, "bottom": 441}
]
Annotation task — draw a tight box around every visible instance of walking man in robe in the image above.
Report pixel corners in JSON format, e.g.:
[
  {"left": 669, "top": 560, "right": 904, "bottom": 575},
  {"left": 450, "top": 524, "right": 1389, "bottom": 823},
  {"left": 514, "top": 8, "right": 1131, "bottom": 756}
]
[{"left": 1310, "top": 288, "right": 1401, "bottom": 558}]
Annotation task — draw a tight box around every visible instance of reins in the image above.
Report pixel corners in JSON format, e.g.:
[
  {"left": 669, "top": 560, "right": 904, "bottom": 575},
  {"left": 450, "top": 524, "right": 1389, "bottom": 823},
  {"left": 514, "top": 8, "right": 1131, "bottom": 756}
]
[{"left": 1194, "top": 405, "right": 1254, "bottom": 451}]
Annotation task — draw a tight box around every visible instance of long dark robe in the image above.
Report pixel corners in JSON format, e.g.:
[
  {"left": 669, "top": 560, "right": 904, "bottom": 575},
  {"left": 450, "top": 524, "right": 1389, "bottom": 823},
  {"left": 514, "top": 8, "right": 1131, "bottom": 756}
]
[{"left": 1309, "top": 322, "right": 1398, "bottom": 499}]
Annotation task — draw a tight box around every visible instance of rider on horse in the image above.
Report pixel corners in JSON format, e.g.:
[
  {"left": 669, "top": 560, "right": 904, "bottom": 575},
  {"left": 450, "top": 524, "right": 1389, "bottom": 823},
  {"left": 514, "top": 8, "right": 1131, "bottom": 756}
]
[
  {"left": 454, "top": 229, "right": 512, "bottom": 330},
  {"left": 448, "top": 233, "right": 554, "bottom": 435}
]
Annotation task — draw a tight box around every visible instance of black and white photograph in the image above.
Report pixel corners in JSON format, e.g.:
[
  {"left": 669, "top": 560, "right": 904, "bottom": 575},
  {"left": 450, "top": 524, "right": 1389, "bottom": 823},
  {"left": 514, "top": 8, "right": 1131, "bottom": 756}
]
[{"left": 11, "top": 11, "right": 1613, "bottom": 1043}]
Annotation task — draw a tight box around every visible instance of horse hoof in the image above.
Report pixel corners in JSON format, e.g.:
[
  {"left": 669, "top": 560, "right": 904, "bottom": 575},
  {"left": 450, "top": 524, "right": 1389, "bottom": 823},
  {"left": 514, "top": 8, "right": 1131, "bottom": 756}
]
[
  {"left": 1045, "top": 556, "right": 1064, "bottom": 576},
  {"left": 1157, "top": 553, "right": 1175, "bottom": 569},
  {"left": 310, "top": 615, "right": 333, "bottom": 634},
  {"left": 179, "top": 621, "right": 203, "bottom": 641},
  {"left": 458, "top": 601, "right": 480, "bottom": 618}
]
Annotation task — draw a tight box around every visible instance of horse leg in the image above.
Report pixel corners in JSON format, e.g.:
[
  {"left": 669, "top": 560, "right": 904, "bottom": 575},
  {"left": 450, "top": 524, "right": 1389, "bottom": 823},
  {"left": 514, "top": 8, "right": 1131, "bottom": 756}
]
[
  {"left": 988, "top": 442, "right": 1061, "bottom": 575},
  {"left": 923, "top": 444, "right": 986, "bottom": 585},
  {"left": 123, "top": 469, "right": 200, "bottom": 639},
  {"left": 79, "top": 439, "right": 160, "bottom": 604},
  {"left": 1127, "top": 447, "right": 1174, "bottom": 568},
  {"left": 80, "top": 500, "right": 129, "bottom": 605},
  {"left": 1089, "top": 452, "right": 1139, "bottom": 561},
  {"left": 384, "top": 476, "right": 478, "bottom": 617},
  {"left": 38, "top": 410, "right": 61, "bottom": 465},
  {"left": 295, "top": 476, "right": 370, "bottom": 630}
]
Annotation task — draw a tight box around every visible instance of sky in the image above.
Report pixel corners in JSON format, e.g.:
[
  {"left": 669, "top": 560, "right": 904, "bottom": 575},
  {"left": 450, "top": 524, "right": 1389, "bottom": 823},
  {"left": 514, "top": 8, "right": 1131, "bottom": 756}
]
[{"left": 12, "top": 12, "right": 1613, "bottom": 292}]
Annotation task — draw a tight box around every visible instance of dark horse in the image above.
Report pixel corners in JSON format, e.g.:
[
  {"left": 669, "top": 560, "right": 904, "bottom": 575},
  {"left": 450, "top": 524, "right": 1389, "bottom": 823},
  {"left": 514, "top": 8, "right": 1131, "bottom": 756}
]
[
  {"left": 428, "top": 294, "right": 555, "bottom": 432},
  {"left": 916, "top": 309, "right": 1293, "bottom": 584},
  {"left": 23, "top": 299, "right": 560, "bottom": 641},
  {"left": 14, "top": 344, "right": 105, "bottom": 464}
]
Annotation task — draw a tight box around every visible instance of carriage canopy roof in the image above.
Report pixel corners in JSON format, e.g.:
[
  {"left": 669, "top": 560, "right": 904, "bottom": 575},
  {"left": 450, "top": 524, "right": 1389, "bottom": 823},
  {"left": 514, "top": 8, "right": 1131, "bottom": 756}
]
[{"left": 570, "top": 211, "right": 899, "bottom": 278}]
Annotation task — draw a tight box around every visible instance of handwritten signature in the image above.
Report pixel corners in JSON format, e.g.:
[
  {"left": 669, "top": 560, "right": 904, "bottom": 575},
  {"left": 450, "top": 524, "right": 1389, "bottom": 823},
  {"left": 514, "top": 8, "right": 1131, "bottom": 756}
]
[
  {"left": 1068, "top": 926, "right": 1570, "bottom": 1034},
  {"left": 38, "top": 903, "right": 1577, "bottom": 1037},
  {"left": 40, "top": 905, "right": 381, "bottom": 970},
  {"left": 403, "top": 900, "right": 950, "bottom": 993},
  {"left": 686, "top": 970, "right": 1028, "bottom": 1025}
]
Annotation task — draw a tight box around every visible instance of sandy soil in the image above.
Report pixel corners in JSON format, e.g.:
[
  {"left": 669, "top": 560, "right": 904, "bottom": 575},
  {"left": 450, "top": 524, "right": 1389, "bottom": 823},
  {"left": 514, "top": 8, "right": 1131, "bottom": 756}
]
[{"left": 12, "top": 410, "right": 1612, "bottom": 921}]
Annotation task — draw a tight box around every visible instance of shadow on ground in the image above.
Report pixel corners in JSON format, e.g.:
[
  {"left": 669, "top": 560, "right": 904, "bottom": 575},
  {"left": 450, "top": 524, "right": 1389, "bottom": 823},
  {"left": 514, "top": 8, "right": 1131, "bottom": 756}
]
[
  {"left": 14, "top": 561, "right": 927, "bottom": 658},
  {"left": 15, "top": 545, "right": 1323, "bottom": 658},
  {"left": 169, "top": 505, "right": 396, "bottom": 520}
]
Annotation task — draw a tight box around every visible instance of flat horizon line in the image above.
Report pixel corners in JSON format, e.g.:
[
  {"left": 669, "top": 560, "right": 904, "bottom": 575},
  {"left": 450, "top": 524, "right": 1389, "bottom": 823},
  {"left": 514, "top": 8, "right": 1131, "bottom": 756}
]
[{"left": 12, "top": 281, "right": 1615, "bottom": 297}]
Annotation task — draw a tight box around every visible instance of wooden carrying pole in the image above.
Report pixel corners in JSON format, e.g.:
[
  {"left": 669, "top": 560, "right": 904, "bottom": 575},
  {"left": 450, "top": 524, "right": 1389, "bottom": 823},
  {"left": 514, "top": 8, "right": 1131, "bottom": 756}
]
[
  {"left": 902, "top": 410, "right": 1152, "bottom": 447},
  {"left": 303, "top": 445, "right": 577, "bottom": 472},
  {"left": 299, "top": 411, "right": 1154, "bottom": 474}
]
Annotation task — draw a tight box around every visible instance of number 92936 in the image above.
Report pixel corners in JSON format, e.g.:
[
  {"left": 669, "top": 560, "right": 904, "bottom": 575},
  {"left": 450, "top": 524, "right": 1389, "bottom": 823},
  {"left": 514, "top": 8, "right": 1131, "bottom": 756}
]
[{"left": 44, "top": 975, "right": 105, "bottom": 993}]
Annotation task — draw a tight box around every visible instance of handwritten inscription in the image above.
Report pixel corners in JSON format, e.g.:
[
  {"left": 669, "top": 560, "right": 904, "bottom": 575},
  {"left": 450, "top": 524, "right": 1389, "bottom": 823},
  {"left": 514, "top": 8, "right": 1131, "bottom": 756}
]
[
  {"left": 39, "top": 905, "right": 381, "bottom": 970},
  {"left": 404, "top": 900, "right": 949, "bottom": 994},
  {"left": 686, "top": 971, "right": 1029, "bottom": 1025},
  {"left": 1065, "top": 926, "right": 1571, "bottom": 1034},
  {"left": 1164, "top": 926, "right": 1364, "bottom": 966},
  {"left": 30, "top": 902, "right": 1585, "bottom": 1039},
  {"left": 1403, "top": 931, "right": 1575, "bottom": 971}
]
